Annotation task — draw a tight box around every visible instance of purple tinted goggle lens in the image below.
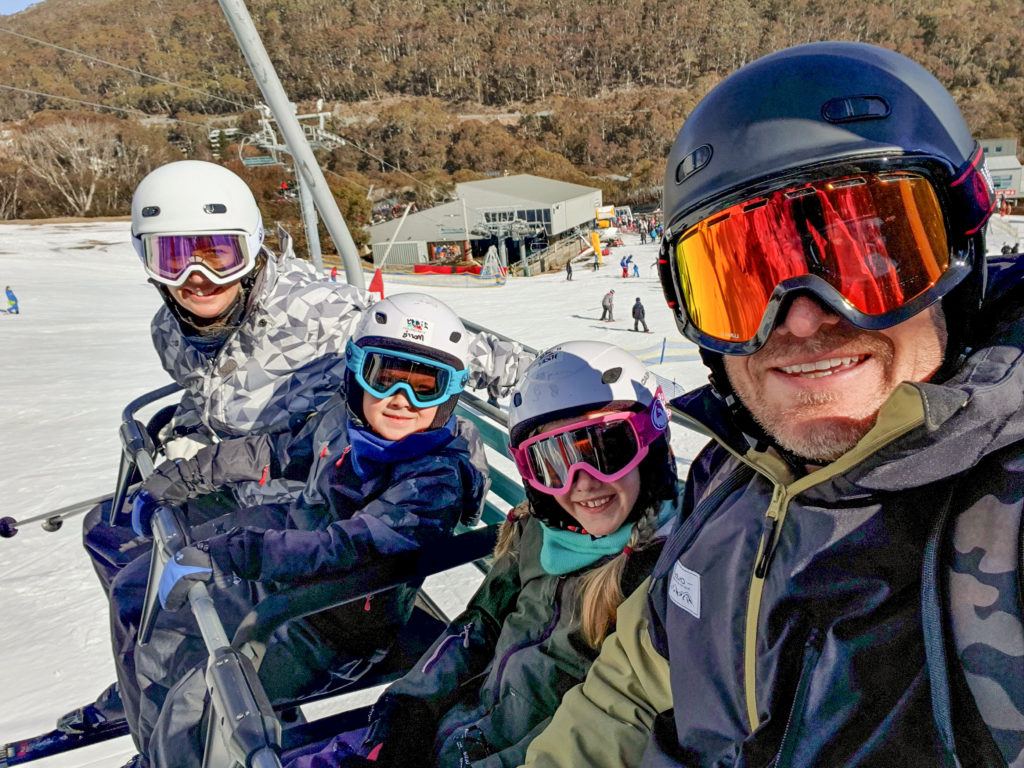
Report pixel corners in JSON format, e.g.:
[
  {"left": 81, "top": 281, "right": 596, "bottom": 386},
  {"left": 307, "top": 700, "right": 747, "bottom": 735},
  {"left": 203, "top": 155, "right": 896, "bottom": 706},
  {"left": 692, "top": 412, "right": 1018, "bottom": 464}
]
[
  {"left": 143, "top": 233, "right": 251, "bottom": 287},
  {"left": 510, "top": 393, "right": 668, "bottom": 497}
]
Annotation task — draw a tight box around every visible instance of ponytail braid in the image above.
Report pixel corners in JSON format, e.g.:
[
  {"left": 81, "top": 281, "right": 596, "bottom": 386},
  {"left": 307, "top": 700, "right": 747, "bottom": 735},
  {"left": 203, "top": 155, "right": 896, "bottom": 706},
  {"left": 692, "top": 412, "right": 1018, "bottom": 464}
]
[
  {"left": 576, "top": 505, "right": 661, "bottom": 648},
  {"left": 493, "top": 501, "right": 531, "bottom": 561}
]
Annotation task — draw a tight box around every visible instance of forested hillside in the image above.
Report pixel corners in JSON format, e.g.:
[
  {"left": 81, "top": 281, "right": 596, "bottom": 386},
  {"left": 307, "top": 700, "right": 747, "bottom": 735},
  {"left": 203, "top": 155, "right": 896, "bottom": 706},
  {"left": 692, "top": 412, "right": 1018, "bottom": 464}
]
[{"left": 1, "top": 0, "right": 1022, "bottom": 222}]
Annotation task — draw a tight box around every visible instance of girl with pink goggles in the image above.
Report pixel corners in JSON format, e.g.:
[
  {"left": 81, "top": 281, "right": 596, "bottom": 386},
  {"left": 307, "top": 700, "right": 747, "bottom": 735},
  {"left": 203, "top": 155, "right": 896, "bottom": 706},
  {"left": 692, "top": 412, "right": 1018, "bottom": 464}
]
[{"left": 510, "top": 390, "right": 669, "bottom": 496}]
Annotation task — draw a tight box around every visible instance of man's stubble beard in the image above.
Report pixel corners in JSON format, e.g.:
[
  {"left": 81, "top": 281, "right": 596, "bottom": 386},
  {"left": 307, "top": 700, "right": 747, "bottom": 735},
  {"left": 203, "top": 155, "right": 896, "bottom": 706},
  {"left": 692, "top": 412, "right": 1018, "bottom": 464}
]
[{"left": 729, "top": 327, "right": 896, "bottom": 463}]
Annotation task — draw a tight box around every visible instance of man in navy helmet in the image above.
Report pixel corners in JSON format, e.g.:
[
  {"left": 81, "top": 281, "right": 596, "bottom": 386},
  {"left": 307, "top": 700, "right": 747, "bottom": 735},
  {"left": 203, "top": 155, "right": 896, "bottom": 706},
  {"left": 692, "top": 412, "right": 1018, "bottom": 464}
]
[{"left": 520, "top": 42, "right": 1023, "bottom": 768}]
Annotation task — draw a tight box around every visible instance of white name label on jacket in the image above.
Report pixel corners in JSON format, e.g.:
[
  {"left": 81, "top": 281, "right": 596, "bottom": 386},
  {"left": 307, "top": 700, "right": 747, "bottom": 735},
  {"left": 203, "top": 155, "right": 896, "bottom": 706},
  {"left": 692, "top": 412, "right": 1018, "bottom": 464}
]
[{"left": 669, "top": 562, "right": 701, "bottom": 619}]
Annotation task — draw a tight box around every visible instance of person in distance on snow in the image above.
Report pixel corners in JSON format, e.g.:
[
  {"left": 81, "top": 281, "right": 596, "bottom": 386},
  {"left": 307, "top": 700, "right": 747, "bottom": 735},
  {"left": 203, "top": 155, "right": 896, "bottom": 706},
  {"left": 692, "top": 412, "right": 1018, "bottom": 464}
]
[
  {"left": 520, "top": 41, "right": 1024, "bottom": 768},
  {"left": 4, "top": 285, "right": 18, "bottom": 314},
  {"left": 64, "top": 160, "right": 370, "bottom": 737},
  {"left": 113, "top": 293, "right": 489, "bottom": 767},
  {"left": 632, "top": 297, "right": 649, "bottom": 333},
  {"left": 282, "top": 341, "right": 678, "bottom": 768},
  {"left": 600, "top": 289, "right": 615, "bottom": 321}
]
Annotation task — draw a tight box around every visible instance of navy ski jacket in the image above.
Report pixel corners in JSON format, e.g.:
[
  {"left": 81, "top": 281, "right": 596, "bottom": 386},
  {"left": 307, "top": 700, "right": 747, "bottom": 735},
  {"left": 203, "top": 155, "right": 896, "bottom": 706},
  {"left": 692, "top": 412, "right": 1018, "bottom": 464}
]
[
  {"left": 141, "top": 390, "right": 488, "bottom": 647},
  {"left": 219, "top": 395, "right": 487, "bottom": 585},
  {"left": 144, "top": 391, "right": 488, "bottom": 585}
]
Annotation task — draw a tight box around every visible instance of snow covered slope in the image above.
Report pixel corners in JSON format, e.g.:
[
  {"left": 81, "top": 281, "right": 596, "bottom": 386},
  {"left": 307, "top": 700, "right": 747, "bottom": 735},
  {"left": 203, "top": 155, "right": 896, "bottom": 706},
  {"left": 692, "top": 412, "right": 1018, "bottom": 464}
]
[{"left": 0, "top": 222, "right": 709, "bottom": 765}]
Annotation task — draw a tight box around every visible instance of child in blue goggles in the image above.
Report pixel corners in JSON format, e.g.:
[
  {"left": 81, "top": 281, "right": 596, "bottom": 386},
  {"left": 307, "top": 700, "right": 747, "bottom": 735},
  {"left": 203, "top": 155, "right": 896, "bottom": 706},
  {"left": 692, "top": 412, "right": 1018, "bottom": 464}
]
[{"left": 345, "top": 341, "right": 470, "bottom": 409}]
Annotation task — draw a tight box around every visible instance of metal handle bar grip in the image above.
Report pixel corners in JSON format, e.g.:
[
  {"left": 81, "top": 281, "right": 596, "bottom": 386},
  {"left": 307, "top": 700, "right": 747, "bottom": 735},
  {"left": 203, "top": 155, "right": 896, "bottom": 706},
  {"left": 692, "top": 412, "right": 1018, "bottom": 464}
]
[{"left": 109, "top": 383, "right": 183, "bottom": 524}]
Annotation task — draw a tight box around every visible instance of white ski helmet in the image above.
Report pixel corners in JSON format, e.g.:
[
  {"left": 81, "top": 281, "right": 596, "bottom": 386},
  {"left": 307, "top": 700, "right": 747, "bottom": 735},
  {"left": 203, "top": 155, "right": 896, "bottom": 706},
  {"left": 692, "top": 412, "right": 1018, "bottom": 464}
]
[
  {"left": 347, "top": 293, "right": 472, "bottom": 429},
  {"left": 130, "top": 160, "right": 264, "bottom": 280},
  {"left": 508, "top": 340, "right": 676, "bottom": 531},
  {"left": 351, "top": 292, "right": 472, "bottom": 369},
  {"left": 508, "top": 340, "right": 658, "bottom": 447}
]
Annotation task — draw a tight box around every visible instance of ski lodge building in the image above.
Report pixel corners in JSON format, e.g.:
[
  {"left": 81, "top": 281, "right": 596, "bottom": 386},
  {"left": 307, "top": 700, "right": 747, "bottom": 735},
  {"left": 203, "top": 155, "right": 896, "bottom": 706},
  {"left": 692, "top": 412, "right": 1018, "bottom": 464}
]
[
  {"left": 368, "top": 174, "right": 602, "bottom": 267},
  {"left": 981, "top": 137, "right": 1023, "bottom": 204}
]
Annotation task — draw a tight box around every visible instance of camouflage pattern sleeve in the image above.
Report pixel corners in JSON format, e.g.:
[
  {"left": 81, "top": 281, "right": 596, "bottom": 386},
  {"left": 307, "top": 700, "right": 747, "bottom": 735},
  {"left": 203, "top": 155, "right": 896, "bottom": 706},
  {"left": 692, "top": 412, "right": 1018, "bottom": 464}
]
[{"left": 949, "top": 495, "right": 1024, "bottom": 767}]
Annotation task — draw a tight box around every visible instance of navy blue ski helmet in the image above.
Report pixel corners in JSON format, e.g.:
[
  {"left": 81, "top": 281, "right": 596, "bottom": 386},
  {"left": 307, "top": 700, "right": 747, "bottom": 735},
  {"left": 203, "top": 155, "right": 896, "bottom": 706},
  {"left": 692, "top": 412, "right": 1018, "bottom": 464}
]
[{"left": 657, "top": 41, "right": 994, "bottom": 371}]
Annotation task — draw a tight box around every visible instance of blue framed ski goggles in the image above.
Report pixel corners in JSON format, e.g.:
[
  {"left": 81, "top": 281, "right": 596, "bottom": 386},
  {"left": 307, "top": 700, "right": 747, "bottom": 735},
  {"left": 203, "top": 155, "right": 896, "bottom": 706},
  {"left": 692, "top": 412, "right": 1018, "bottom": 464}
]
[{"left": 345, "top": 341, "right": 469, "bottom": 408}]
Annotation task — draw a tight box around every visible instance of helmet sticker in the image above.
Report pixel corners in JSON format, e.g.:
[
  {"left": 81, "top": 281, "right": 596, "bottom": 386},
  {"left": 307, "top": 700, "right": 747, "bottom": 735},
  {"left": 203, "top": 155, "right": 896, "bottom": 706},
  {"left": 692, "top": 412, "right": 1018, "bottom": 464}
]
[
  {"left": 402, "top": 317, "right": 429, "bottom": 342},
  {"left": 650, "top": 399, "right": 669, "bottom": 432}
]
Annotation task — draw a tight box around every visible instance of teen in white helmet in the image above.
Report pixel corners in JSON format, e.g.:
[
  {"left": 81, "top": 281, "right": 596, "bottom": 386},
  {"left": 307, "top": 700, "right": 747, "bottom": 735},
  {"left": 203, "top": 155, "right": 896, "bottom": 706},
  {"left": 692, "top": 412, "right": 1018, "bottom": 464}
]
[
  {"left": 131, "top": 159, "right": 265, "bottom": 331},
  {"left": 70, "top": 160, "right": 368, "bottom": 739}
]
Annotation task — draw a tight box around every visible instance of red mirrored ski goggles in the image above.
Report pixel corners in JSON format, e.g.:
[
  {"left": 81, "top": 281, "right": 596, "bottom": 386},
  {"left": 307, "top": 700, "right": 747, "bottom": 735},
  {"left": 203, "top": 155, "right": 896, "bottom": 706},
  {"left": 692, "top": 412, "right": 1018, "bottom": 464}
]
[{"left": 659, "top": 148, "right": 995, "bottom": 354}]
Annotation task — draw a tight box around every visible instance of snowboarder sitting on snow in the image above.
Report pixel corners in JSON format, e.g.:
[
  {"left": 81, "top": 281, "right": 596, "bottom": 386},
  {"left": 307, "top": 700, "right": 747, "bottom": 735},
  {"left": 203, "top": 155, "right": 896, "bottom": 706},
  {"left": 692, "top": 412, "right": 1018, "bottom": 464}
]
[
  {"left": 282, "top": 341, "right": 677, "bottom": 768},
  {"left": 113, "top": 293, "right": 489, "bottom": 766},
  {"left": 4, "top": 285, "right": 18, "bottom": 314}
]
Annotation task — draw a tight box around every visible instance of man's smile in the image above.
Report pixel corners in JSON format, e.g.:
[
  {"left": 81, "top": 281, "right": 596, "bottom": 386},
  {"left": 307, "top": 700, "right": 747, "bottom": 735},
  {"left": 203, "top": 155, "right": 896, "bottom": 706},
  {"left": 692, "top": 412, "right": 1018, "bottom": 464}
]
[{"left": 775, "top": 354, "right": 868, "bottom": 379}]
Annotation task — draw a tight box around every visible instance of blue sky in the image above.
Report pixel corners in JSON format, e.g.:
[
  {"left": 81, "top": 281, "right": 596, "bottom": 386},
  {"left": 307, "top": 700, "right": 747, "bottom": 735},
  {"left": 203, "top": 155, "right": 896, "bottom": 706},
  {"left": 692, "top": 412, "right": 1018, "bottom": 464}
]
[{"left": 0, "top": 0, "right": 40, "bottom": 14}]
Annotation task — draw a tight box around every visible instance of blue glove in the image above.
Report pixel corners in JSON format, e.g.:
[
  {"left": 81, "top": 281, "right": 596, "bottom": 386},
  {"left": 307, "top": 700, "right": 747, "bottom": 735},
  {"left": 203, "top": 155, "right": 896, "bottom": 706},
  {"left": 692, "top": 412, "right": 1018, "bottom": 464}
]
[
  {"left": 158, "top": 544, "right": 213, "bottom": 611},
  {"left": 130, "top": 490, "right": 159, "bottom": 537}
]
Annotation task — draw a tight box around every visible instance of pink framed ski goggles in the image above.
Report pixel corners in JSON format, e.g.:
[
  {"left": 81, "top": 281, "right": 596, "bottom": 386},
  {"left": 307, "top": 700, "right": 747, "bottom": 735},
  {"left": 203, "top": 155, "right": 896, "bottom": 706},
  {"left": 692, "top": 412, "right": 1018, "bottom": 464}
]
[
  {"left": 510, "top": 390, "right": 669, "bottom": 496},
  {"left": 140, "top": 232, "right": 254, "bottom": 287}
]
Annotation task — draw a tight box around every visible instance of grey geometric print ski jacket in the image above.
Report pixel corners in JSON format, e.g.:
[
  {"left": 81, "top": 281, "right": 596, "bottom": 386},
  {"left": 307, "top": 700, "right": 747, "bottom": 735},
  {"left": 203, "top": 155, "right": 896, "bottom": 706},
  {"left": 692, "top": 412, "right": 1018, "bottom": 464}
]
[
  {"left": 151, "top": 241, "right": 369, "bottom": 503},
  {"left": 153, "top": 252, "right": 367, "bottom": 437}
]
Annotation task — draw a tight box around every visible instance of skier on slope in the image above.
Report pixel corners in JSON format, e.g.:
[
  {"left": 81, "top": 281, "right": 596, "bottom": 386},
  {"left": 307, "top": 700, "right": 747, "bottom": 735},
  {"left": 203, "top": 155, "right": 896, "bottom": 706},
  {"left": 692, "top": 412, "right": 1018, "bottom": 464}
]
[
  {"left": 600, "top": 289, "right": 615, "bottom": 322},
  {"left": 5, "top": 285, "right": 18, "bottom": 314},
  {"left": 631, "top": 297, "right": 649, "bottom": 332}
]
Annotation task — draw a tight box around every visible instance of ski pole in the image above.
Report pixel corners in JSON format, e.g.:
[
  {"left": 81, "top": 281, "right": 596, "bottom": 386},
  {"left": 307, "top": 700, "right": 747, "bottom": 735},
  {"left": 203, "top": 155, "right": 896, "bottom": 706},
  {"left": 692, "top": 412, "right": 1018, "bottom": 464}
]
[
  {"left": 0, "top": 383, "right": 183, "bottom": 540},
  {"left": 0, "top": 491, "right": 115, "bottom": 539}
]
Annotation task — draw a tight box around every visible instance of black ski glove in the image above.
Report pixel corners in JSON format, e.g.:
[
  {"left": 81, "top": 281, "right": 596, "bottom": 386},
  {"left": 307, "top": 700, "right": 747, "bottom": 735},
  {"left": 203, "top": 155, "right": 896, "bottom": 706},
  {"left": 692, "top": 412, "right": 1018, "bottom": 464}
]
[{"left": 142, "top": 436, "right": 275, "bottom": 506}]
